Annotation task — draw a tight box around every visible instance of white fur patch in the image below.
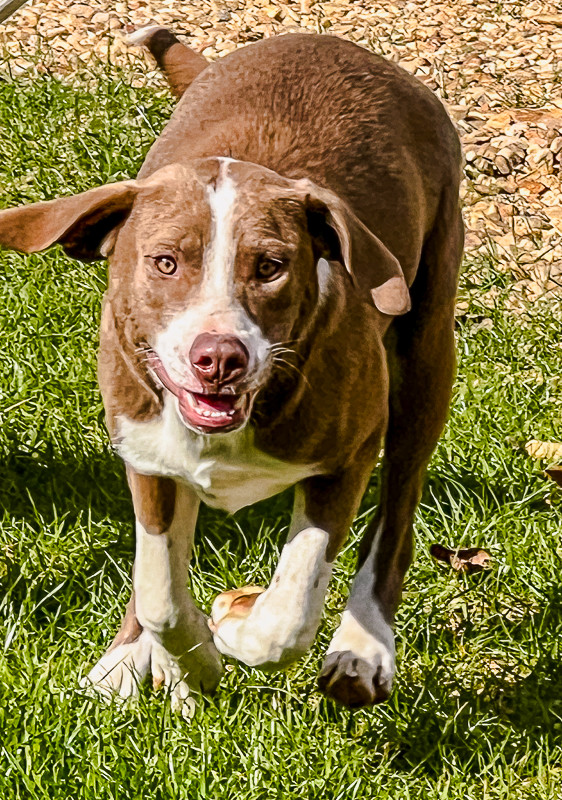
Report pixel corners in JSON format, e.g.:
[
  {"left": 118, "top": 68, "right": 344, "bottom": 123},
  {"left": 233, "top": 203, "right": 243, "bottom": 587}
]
[
  {"left": 82, "top": 481, "right": 220, "bottom": 710},
  {"left": 132, "top": 481, "right": 222, "bottom": 691},
  {"left": 326, "top": 610, "right": 394, "bottom": 666},
  {"left": 126, "top": 24, "right": 165, "bottom": 47},
  {"left": 117, "top": 396, "right": 317, "bottom": 513},
  {"left": 317, "top": 257, "right": 332, "bottom": 300},
  {"left": 211, "top": 487, "right": 332, "bottom": 666},
  {"left": 204, "top": 166, "right": 238, "bottom": 296},
  {"left": 133, "top": 481, "right": 198, "bottom": 633},
  {"left": 134, "top": 522, "right": 181, "bottom": 632}
]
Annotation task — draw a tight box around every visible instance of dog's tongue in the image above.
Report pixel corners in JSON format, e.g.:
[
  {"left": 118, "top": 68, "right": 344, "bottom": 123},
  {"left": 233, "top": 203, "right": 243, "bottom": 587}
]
[{"left": 193, "top": 393, "right": 237, "bottom": 412}]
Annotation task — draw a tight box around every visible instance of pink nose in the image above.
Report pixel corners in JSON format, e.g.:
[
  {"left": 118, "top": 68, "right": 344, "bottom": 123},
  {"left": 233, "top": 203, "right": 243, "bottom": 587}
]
[{"left": 189, "top": 332, "right": 249, "bottom": 389}]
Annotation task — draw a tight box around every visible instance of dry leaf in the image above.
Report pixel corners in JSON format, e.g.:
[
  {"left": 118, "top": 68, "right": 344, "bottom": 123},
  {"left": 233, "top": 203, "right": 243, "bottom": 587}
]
[
  {"left": 430, "top": 543, "right": 492, "bottom": 573},
  {"left": 525, "top": 440, "right": 562, "bottom": 461},
  {"left": 546, "top": 467, "right": 562, "bottom": 488}
]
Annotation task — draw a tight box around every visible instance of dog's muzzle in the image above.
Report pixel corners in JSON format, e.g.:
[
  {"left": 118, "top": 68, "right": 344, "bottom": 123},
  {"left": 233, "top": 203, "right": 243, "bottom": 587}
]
[{"left": 145, "top": 338, "right": 255, "bottom": 434}]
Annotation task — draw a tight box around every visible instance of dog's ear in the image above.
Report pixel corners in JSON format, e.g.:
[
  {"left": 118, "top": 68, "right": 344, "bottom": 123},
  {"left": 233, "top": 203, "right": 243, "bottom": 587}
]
[
  {"left": 0, "top": 180, "right": 140, "bottom": 262},
  {"left": 296, "top": 179, "right": 411, "bottom": 316}
]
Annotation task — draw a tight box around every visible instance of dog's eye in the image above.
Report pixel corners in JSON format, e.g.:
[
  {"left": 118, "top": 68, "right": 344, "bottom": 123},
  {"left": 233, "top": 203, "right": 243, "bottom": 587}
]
[
  {"left": 152, "top": 255, "right": 177, "bottom": 275},
  {"left": 256, "top": 257, "right": 284, "bottom": 282}
]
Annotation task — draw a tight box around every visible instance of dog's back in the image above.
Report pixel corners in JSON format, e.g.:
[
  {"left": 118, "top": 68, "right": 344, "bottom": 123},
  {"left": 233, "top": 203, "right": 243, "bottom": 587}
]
[{"left": 140, "top": 33, "right": 461, "bottom": 284}]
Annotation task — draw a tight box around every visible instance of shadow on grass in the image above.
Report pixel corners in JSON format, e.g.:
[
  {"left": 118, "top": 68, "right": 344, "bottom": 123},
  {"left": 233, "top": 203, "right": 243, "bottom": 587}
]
[
  {"left": 3, "top": 439, "right": 561, "bottom": 767},
  {"left": 425, "top": 466, "right": 552, "bottom": 517},
  {"left": 0, "top": 444, "right": 131, "bottom": 527},
  {"left": 0, "top": 442, "right": 296, "bottom": 540},
  {"left": 357, "top": 583, "right": 562, "bottom": 777},
  {"left": 0, "top": 441, "right": 295, "bottom": 614}
]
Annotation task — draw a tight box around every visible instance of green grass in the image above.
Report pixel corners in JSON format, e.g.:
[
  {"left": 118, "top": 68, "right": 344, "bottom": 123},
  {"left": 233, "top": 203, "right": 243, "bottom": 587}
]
[{"left": 0, "top": 64, "right": 561, "bottom": 800}]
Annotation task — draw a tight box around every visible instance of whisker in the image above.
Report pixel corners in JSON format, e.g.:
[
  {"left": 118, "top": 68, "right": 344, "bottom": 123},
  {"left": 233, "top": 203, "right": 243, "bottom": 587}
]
[
  {"left": 134, "top": 344, "right": 153, "bottom": 355},
  {"left": 269, "top": 347, "right": 298, "bottom": 359},
  {"left": 272, "top": 355, "right": 311, "bottom": 390},
  {"left": 269, "top": 337, "right": 303, "bottom": 350}
]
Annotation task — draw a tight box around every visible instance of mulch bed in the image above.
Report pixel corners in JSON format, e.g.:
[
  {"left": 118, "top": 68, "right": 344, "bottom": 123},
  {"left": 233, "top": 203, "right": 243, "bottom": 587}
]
[{"left": 0, "top": 0, "right": 560, "bottom": 308}]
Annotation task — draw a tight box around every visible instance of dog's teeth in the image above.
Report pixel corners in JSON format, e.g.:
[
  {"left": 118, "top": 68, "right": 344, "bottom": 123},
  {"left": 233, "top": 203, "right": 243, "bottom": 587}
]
[{"left": 182, "top": 392, "right": 246, "bottom": 424}]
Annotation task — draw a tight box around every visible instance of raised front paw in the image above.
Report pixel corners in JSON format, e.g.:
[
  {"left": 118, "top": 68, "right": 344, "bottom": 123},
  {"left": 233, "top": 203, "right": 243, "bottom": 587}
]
[
  {"left": 209, "top": 585, "right": 265, "bottom": 632},
  {"left": 210, "top": 581, "right": 320, "bottom": 668},
  {"left": 318, "top": 649, "right": 394, "bottom": 708},
  {"left": 210, "top": 585, "right": 308, "bottom": 668}
]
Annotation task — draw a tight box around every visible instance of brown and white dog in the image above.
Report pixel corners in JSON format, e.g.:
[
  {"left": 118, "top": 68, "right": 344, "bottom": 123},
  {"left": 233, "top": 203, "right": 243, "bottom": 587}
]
[{"left": 0, "top": 30, "right": 463, "bottom": 713}]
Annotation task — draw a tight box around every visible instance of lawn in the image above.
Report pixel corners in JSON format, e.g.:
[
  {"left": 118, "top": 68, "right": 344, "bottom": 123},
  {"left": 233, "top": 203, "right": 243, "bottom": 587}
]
[{"left": 0, "top": 64, "right": 561, "bottom": 800}]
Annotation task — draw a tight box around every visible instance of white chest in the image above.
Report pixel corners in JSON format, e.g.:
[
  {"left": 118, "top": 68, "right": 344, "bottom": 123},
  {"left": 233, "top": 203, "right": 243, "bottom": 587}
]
[{"left": 116, "top": 398, "right": 317, "bottom": 514}]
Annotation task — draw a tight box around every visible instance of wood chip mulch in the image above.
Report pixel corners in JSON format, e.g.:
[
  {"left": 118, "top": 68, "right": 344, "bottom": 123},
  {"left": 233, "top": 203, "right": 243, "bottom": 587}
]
[{"left": 0, "top": 0, "right": 561, "bottom": 310}]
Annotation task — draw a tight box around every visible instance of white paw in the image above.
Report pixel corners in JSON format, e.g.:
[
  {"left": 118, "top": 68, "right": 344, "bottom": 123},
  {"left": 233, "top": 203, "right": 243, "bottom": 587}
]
[
  {"left": 81, "top": 631, "right": 198, "bottom": 719},
  {"left": 210, "top": 585, "right": 268, "bottom": 665},
  {"left": 80, "top": 631, "right": 152, "bottom": 701}
]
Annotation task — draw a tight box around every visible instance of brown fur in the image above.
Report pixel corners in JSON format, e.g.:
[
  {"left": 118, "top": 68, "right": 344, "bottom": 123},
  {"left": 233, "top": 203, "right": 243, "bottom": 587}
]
[
  {"left": 0, "top": 33, "right": 463, "bottom": 708},
  {"left": 139, "top": 27, "right": 207, "bottom": 98}
]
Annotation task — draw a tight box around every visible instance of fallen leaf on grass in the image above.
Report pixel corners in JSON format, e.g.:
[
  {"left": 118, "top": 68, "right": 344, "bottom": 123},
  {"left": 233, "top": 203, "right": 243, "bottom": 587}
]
[
  {"left": 546, "top": 467, "right": 562, "bottom": 488},
  {"left": 430, "top": 544, "right": 492, "bottom": 573},
  {"left": 525, "top": 439, "right": 562, "bottom": 461},
  {"left": 208, "top": 585, "right": 265, "bottom": 632}
]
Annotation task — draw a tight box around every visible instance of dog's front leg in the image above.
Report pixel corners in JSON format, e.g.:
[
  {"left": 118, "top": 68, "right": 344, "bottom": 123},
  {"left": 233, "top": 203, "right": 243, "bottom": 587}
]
[
  {"left": 83, "top": 471, "right": 221, "bottom": 713},
  {"left": 210, "top": 470, "right": 368, "bottom": 670},
  {"left": 132, "top": 474, "right": 222, "bottom": 695}
]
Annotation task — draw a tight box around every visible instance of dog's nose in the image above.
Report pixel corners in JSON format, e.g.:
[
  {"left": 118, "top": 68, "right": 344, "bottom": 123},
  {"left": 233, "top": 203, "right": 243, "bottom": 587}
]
[{"left": 189, "top": 332, "right": 249, "bottom": 388}]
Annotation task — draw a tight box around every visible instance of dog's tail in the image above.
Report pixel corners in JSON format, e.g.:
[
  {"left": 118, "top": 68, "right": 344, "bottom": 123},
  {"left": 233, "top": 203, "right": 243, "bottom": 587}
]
[{"left": 127, "top": 25, "right": 208, "bottom": 99}]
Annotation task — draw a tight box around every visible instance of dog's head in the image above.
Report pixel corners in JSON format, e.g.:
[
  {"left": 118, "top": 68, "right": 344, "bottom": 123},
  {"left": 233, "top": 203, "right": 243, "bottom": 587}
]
[{"left": 0, "top": 158, "right": 410, "bottom": 434}]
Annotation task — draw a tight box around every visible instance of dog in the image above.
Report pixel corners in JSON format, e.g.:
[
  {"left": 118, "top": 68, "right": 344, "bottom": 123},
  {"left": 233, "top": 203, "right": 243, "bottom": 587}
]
[{"left": 0, "top": 29, "right": 463, "bottom": 713}]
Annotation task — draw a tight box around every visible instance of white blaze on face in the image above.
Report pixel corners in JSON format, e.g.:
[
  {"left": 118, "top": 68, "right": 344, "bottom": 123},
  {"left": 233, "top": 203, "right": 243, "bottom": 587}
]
[
  {"left": 151, "top": 158, "right": 270, "bottom": 392},
  {"left": 202, "top": 163, "right": 239, "bottom": 299}
]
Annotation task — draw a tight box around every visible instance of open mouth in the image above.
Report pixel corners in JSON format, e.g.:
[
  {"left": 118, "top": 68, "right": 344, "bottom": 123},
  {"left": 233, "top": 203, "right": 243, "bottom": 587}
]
[
  {"left": 177, "top": 390, "right": 249, "bottom": 432},
  {"left": 143, "top": 347, "right": 251, "bottom": 433}
]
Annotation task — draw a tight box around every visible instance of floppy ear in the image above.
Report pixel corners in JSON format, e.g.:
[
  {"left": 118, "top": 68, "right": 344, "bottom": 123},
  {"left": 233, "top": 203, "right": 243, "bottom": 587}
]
[
  {"left": 0, "top": 180, "right": 140, "bottom": 261},
  {"left": 296, "top": 179, "right": 411, "bottom": 316}
]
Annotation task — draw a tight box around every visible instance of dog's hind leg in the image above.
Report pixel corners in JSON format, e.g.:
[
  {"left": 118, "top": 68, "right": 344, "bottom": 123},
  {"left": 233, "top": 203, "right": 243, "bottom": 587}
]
[
  {"left": 82, "top": 472, "right": 222, "bottom": 715},
  {"left": 319, "top": 197, "right": 464, "bottom": 708},
  {"left": 127, "top": 25, "right": 208, "bottom": 98}
]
